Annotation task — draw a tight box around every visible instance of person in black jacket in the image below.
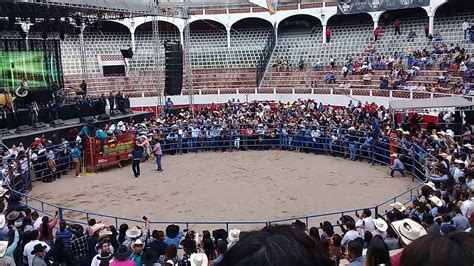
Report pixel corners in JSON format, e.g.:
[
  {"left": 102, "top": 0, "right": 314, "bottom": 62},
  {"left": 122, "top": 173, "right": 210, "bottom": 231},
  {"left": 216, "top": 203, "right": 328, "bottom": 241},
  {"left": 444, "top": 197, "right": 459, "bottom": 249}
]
[{"left": 131, "top": 143, "right": 144, "bottom": 178}]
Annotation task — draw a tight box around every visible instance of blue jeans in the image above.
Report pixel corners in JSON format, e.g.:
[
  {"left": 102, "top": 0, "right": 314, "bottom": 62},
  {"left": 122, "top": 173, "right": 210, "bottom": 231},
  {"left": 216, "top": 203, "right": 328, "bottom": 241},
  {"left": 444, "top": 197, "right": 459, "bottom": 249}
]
[
  {"left": 349, "top": 143, "right": 357, "bottom": 160},
  {"left": 22, "top": 171, "right": 30, "bottom": 189},
  {"left": 155, "top": 155, "right": 162, "bottom": 171}
]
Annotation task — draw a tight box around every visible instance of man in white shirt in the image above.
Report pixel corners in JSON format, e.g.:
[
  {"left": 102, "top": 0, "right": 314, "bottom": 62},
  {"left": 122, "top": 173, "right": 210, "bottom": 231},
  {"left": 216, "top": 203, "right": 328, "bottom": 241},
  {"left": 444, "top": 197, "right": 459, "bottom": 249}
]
[
  {"left": 460, "top": 191, "right": 474, "bottom": 220},
  {"left": 463, "top": 20, "right": 470, "bottom": 39},
  {"left": 341, "top": 221, "right": 361, "bottom": 246},
  {"left": 355, "top": 208, "right": 376, "bottom": 235},
  {"left": 23, "top": 230, "right": 50, "bottom": 266}
]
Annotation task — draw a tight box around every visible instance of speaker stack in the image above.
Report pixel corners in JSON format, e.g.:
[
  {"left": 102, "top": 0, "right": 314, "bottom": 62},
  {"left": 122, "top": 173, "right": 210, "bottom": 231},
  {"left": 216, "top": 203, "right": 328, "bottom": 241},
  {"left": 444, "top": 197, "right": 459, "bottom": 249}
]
[{"left": 164, "top": 42, "right": 183, "bottom": 96}]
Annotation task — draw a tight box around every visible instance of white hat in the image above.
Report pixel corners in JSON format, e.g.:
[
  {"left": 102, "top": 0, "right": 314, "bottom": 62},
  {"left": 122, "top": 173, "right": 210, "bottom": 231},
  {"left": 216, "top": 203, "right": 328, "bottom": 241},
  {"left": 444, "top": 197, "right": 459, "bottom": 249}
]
[
  {"left": 0, "top": 188, "right": 8, "bottom": 197},
  {"left": 91, "top": 223, "right": 106, "bottom": 234},
  {"left": 0, "top": 241, "right": 7, "bottom": 257},
  {"left": 402, "top": 131, "right": 410, "bottom": 135},
  {"left": 437, "top": 131, "right": 446, "bottom": 136},
  {"left": 99, "top": 229, "right": 113, "bottom": 239},
  {"left": 374, "top": 218, "right": 388, "bottom": 232},
  {"left": 390, "top": 154, "right": 398, "bottom": 158},
  {"left": 389, "top": 202, "right": 406, "bottom": 212},
  {"left": 454, "top": 159, "right": 464, "bottom": 164},
  {"left": 0, "top": 215, "right": 7, "bottom": 228},
  {"left": 428, "top": 195, "right": 443, "bottom": 207},
  {"left": 348, "top": 127, "right": 355, "bottom": 131},
  {"left": 425, "top": 181, "right": 437, "bottom": 191},
  {"left": 391, "top": 219, "right": 427, "bottom": 246},
  {"left": 446, "top": 129, "right": 454, "bottom": 137},
  {"left": 464, "top": 143, "right": 473, "bottom": 150},
  {"left": 439, "top": 153, "right": 448, "bottom": 159},
  {"left": 228, "top": 228, "right": 241, "bottom": 243},
  {"left": 131, "top": 239, "right": 144, "bottom": 249},
  {"left": 126, "top": 226, "right": 142, "bottom": 238},
  {"left": 190, "top": 253, "right": 208, "bottom": 266}
]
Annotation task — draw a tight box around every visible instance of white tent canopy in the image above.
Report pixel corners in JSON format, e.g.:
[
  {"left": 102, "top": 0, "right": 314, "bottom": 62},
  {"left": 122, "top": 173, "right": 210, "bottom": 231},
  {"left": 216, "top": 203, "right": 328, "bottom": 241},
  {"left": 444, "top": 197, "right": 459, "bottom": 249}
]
[{"left": 389, "top": 97, "right": 473, "bottom": 112}]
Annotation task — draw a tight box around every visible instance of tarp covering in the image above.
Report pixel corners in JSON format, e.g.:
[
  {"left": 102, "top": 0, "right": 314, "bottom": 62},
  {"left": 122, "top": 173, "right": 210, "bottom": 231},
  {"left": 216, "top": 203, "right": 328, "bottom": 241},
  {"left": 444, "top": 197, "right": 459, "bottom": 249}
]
[{"left": 389, "top": 97, "right": 473, "bottom": 111}]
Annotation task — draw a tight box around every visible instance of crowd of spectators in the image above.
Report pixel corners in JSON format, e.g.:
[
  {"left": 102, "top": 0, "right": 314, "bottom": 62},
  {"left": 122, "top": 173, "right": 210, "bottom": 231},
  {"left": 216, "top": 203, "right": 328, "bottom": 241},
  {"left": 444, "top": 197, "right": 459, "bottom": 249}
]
[{"left": 0, "top": 99, "right": 474, "bottom": 265}]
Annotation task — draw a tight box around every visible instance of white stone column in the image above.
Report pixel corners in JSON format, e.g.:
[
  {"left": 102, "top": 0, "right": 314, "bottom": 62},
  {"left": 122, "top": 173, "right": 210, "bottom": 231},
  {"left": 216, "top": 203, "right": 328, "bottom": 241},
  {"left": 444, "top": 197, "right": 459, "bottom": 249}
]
[
  {"left": 373, "top": 20, "right": 379, "bottom": 30},
  {"left": 322, "top": 23, "right": 327, "bottom": 44},
  {"left": 227, "top": 27, "right": 231, "bottom": 48},
  {"left": 130, "top": 28, "right": 136, "bottom": 52},
  {"left": 179, "top": 29, "right": 184, "bottom": 46},
  {"left": 429, "top": 15, "right": 435, "bottom": 35}
]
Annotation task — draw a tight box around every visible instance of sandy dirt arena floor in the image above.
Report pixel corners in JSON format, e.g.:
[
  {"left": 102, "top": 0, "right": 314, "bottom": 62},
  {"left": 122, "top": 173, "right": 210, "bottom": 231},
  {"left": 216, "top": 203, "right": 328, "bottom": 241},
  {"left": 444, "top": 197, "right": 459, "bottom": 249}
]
[{"left": 29, "top": 150, "right": 417, "bottom": 229}]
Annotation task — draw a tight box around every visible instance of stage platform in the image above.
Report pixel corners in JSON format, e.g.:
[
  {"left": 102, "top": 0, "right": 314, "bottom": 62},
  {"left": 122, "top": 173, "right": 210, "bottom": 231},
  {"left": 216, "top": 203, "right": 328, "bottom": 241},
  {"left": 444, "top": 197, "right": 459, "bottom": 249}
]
[{"left": 0, "top": 111, "right": 153, "bottom": 147}]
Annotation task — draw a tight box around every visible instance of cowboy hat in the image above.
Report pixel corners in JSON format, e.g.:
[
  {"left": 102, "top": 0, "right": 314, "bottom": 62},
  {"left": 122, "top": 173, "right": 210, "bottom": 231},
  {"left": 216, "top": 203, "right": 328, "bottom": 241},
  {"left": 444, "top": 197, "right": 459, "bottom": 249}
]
[
  {"left": 6, "top": 211, "right": 19, "bottom": 222},
  {"left": 454, "top": 159, "right": 464, "bottom": 164},
  {"left": 389, "top": 202, "right": 406, "bottom": 212},
  {"left": 126, "top": 226, "right": 142, "bottom": 239},
  {"left": 463, "top": 143, "right": 473, "bottom": 150},
  {"left": 31, "top": 244, "right": 47, "bottom": 255},
  {"left": 166, "top": 225, "right": 180, "bottom": 239},
  {"left": 190, "top": 253, "right": 209, "bottom": 266},
  {"left": 0, "top": 241, "right": 7, "bottom": 257},
  {"left": 391, "top": 219, "right": 427, "bottom": 246},
  {"left": 114, "top": 245, "right": 129, "bottom": 261},
  {"left": 142, "top": 249, "right": 158, "bottom": 265},
  {"left": 428, "top": 195, "right": 443, "bottom": 208},
  {"left": 438, "top": 153, "right": 448, "bottom": 159},
  {"left": 390, "top": 154, "right": 398, "bottom": 158},
  {"left": 98, "top": 230, "right": 113, "bottom": 239},
  {"left": 373, "top": 218, "right": 388, "bottom": 232},
  {"left": 131, "top": 239, "right": 144, "bottom": 249},
  {"left": 90, "top": 223, "right": 106, "bottom": 235},
  {"left": 437, "top": 131, "right": 446, "bottom": 136},
  {"left": 0, "top": 187, "right": 9, "bottom": 198},
  {"left": 446, "top": 129, "right": 454, "bottom": 137},
  {"left": 228, "top": 228, "right": 241, "bottom": 243},
  {"left": 97, "top": 252, "right": 113, "bottom": 261},
  {"left": 425, "top": 181, "right": 437, "bottom": 191}
]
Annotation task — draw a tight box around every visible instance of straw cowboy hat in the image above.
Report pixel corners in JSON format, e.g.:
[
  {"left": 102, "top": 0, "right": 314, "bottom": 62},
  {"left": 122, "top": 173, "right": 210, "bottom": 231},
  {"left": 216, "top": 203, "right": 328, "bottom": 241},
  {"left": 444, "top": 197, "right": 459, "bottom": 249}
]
[
  {"left": 99, "top": 230, "right": 113, "bottom": 239},
  {"left": 190, "top": 253, "right": 208, "bottom": 266},
  {"left": 0, "top": 241, "right": 8, "bottom": 257},
  {"left": 428, "top": 195, "right": 443, "bottom": 208},
  {"left": 425, "top": 181, "right": 437, "bottom": 191},
  {"left": 438, "top": 153, "right": 448, "bottom": 159},
  {"left": 0, "top": 187, "right": 8, "bottom": 198},
  {"left": 126, "top": 226, "right": 142, "bottom": 239},
  {"left": 373, "top": 218, "right": 388, "bottom": 232},
  {"left": 91, "top": 223, "right": 106, "bottom": 235},
  {"left": 131, "top": 239, "right": 144, "bottom": 249},
  {"left": 228, "top": 228, "right": 241, "bottom": 243},
  {"left": 389, "top": 202, "right": 406, "bottom": 212},
  {"left": 391, "top": 219, "right": 427, "bottom": 246},
  {"left": 463, "top": 143, "right": 473, "bottom": 150},
  {"left": 390, "top": 154, "right": 398, "bottom": 158},
  {"left": 6, "top": 211, "right": 19, "bottom": 222},
  {"left": 454, "top": 159, "right": 464, "bottom": 164}
]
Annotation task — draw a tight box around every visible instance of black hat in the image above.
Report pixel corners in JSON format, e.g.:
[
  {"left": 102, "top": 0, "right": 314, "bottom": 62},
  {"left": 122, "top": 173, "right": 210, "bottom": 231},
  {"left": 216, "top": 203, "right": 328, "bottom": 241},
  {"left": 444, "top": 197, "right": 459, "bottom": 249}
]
[
  {"left": 68, "top": 224, "right": 84, "bottom": 237},
  {"left": 114, "top": 245, "right": 129, "bottom": 261},
  {"left": 31, "top": 244, "right": 47, "bottom": 255},
  {"left": 166, "top": 224, "right": 180, "bottom": 239},
  {"left": 142, "top": 248, "right": 158, "bottom": 265},
  {"left": 212, "top": 229, "right": 228, "bottom": 242},
  {"left": 98, "top": 252, "right": 113, "bottom": 261}
]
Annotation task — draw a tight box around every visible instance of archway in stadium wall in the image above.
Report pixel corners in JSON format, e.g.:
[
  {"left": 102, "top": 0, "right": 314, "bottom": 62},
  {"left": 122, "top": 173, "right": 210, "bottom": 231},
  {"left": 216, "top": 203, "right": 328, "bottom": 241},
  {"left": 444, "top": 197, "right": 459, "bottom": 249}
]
[
  {"left": 230, "top": 18, "right": 274, "bottom": 47},
  {"left": 379, "top": 7, "right": 428, "bottom": 28},
  {"left": 84, "top": 20, "right": 131, "bottom": 35},
  {"left": 231, "top": 17, "right": 274, "bottom": 31},
  {"left": 277, "top": 14, "right": 322, "bottom": 35},
  {"left": 435, "top": 0, "right": 474, "bottom": 17},
  {"left": 188, "top": 19, "right": 226, "bottom": 32},
  {"left": 327, "top": 13, "right": 373, "bottom": 29},
  {"left": 135, "top": 21, "right": 180, "bottom": 43}
]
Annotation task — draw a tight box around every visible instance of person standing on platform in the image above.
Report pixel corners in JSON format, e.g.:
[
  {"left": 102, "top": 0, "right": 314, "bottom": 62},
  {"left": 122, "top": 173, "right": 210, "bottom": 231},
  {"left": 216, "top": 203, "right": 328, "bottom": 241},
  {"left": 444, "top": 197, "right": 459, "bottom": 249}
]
[
  {"left": 394, "top": 19, "right": 401, "bottom": 35},
  {"left": 153, "top": 137, "right": 163, "bottom": 172},
  {"left": 131, "top": 143, "right": 144, "bottom": 178},
  {"left": 99, "top": 94, "right": 107, "bottom": 115},
  {"left": 28, "top": 101, "right": 39, "bottom": 127},
  {"left": 80, "top": 80, "right": 87, "bottom": 97},
  {"left": 325, "top": 27, "right": 331, "bottom": 43},
  {"left": 165, "top": 98, "right": 173, "bottom": 114},
  {"left": 108, "top": 92, "right": 115, "bottom": 115},
  {"left": 48, "top": 98, "right": 59, "bottom": 122}
]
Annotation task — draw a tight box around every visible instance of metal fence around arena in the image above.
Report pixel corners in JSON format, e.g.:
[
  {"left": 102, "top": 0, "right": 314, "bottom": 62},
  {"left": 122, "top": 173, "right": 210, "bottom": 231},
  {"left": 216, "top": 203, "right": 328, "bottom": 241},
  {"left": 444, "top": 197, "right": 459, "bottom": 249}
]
[{"left": 4, "top": 125, "right": 434, "bottom": 232}]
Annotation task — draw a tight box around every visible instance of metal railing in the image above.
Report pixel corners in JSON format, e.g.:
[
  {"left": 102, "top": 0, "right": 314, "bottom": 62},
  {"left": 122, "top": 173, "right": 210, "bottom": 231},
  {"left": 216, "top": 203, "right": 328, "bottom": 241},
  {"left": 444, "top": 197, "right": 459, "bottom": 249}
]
[{"left": 6, "top": 127, "right": 432, "bottom": 231}]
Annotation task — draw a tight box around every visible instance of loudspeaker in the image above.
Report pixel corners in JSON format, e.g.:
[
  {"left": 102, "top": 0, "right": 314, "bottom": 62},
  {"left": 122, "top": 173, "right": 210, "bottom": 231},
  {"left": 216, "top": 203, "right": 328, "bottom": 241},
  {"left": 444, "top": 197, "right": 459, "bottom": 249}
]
[
  {"left": 15, "top": 125, "right": 31, "bottom": 133},
  {"left": 120, "top": 47, "right": 134, "bottom": 58},
  {"left": 80, "top": 116, "right": 95, "bottom": 124},
  {"left": 121, "top": 108, "right": 133, "bottom": 115},
  {"left": 164, "top": 42, "right": 183, "bottom": 96},
  {"left": 50, "top": 119, "right": 65, "bottom": 127},
  {"left": 97, "top": 114, "right": 111, "bottom": 121},
  {"left": 34, "top": 122, "right": 49, "bottom": 129}
]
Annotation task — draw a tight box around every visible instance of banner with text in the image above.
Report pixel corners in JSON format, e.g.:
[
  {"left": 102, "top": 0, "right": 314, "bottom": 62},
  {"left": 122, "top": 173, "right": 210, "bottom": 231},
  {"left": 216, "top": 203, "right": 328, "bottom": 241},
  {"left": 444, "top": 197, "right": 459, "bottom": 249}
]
[
  {"left": 249, "top": 0, "right": 278, "bottom": 14},
  {"left": 337, "top": 0, "right": 430, "bottom": 15}
]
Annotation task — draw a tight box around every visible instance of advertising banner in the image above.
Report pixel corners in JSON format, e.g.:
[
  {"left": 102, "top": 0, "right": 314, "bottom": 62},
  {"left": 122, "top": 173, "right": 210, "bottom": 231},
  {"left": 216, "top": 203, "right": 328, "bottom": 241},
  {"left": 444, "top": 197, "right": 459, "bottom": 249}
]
[
  {"left": 249, "top": 0, "right": 278, "bottom": 14},
  {"left": 337, "top": 0, "right": 430, "bottom": 15}
]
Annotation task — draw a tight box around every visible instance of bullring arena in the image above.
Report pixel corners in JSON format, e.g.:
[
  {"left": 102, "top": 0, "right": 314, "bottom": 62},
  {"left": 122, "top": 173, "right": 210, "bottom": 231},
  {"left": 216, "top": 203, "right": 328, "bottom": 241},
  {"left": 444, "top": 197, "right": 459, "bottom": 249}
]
[
  {"left": 29, "top": 150, "right": 415, "bottom": 227},
  {"left": 0, "top": 0, "right": 473, "bottom": 265}
]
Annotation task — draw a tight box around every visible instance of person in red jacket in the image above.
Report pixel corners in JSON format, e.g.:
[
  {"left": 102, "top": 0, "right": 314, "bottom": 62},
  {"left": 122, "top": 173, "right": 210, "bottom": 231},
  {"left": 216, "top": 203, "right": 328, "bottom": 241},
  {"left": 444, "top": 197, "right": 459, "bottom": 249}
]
[
  {"left": 424, "top": 23, "right": 429, "bottom": 37},
  {"left": 326, "top": 28, "right": 331, "bottom": 43},
  {"left": 394, "top": 19, "right": 401, "bottom": 35},
  {"left": 373, "top": 27, "right": 381, "bottom": 41}
]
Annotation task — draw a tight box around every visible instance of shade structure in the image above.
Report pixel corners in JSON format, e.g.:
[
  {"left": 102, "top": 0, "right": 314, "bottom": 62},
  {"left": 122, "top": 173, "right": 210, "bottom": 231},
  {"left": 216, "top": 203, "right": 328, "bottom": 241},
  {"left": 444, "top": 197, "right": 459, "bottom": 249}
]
[{"left": 389, "top": 97, "right": 473, "bottom": 112}]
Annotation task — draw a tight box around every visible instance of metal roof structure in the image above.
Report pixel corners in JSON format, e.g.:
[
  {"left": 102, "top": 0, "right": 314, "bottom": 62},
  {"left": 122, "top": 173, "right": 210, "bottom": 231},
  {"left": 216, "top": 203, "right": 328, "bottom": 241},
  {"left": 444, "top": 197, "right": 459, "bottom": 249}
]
[{"left": 389, "top": 97, "right": 474, "bottom": 111}]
